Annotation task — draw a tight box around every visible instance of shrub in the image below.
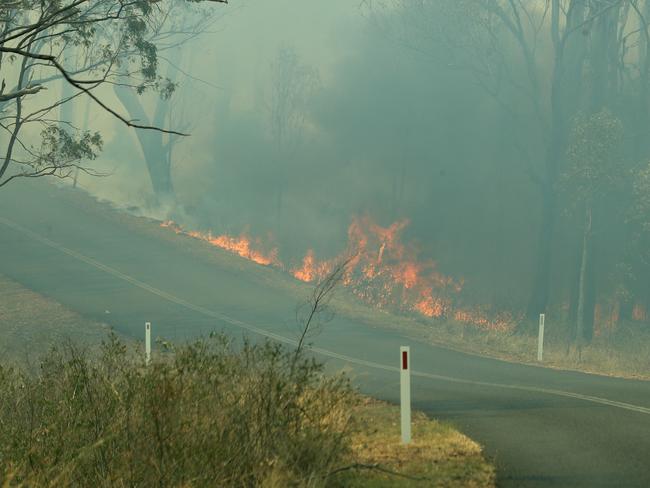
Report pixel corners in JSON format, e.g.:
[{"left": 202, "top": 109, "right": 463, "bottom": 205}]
[{"left": 0, "top": 333, "right": 354, "bottom": 487}]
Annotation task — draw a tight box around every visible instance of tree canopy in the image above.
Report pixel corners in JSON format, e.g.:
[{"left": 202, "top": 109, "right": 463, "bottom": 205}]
[{"left": 0, "top": 0, "right": 225, "bottom": 187}]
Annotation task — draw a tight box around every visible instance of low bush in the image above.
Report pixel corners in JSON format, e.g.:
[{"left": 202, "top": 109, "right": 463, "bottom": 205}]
[{"left": 0, "top": 334, "right": 355, "bottom": 487}]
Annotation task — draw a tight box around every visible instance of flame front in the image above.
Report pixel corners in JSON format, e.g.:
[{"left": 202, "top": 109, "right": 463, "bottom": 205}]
[
  {"left": 161, "top": 221, "right": 280, "bottom": 267},
  {"left": 161, "top": 216, "right": 516, "bottom": 331},
  {"left": 290, "top": 216, "right": 513, "bottom": 330},
  {"left": 292, "top": 249, "right": 332, "bottom": 283},
  {"left": 205, "top": 234, "right": 280, "bottom": 266}
]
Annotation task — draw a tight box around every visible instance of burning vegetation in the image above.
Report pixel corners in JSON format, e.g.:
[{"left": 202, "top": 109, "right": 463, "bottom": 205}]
[
  {"left": 161, "top": 221, "right": 281, "bottom": 266},
  {"left": 160, "top": 216, "right": 516, "bottom": 331}
]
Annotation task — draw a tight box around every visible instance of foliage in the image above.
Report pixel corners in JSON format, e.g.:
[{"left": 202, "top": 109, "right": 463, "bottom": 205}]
[
  {"left": 0, "top": 0, "right": 225, "bottom": 187},
  {"left": 0, "top": 333, "right": 354, "bottom": 487},
  {"left": 632, "top": 162, "right": 650, "bottom": 237},
  {"left": 269, "top": 46, "right": 320, "bottom": 153},
  {"left": 628, "top": 161, "right": 650, "bottom": 278},
  {"left": 563, "top": 110, "right": 625, "bottom": 208}
]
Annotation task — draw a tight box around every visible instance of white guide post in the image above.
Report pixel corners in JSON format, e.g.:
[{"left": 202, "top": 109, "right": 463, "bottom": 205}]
[
  {"left": 145, "top": 321, "right": 151, "bottom": 365},
  {"left": 537, "top": 313, "right": 545, "bottom": 362},
  {"left": 400, "top": 346, "right": 411, "bottom": 444}
]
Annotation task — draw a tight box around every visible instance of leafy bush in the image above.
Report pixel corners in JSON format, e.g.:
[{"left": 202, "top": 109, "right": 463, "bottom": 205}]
[{"left": 0, "top": 334, "right": 354, "bottom": 487}]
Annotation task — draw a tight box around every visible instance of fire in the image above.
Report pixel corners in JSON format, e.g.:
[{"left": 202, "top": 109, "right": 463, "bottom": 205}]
[
  {"left": 632, "top": 303, "right": 647, "bottom": 322},
  {"left": 160, "top": 221, "right": 281, "bottom": 267},
  {"left": 292, "top": 249, "right": 332, "bottom": 283},
  {"left": 161, "top": 220, "right": 183, "bottom": 234},
  {"left": 204, "top": 233, "right": 280, "bottom": 266},
  {"left": 453, "top": 309, "right": 513, "bottom": 332},
  {"left": 161, "top": 215, "right": 517, "bottom": 331},
  {"left": 415, "top": 294, "right": 448, "bottom": 318},
  {"left": 292, "top": 215, "right": 476, "bottom": 323}
]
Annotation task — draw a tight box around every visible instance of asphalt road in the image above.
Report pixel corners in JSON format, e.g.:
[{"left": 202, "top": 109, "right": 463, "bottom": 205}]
[{"left": 1, "top": 180, "right": 649, "bottom": 487}]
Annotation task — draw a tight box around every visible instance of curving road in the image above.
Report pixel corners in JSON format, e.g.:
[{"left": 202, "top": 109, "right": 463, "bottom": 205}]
[{"left": 1, "top": 180, "right": 649, "bottom": 487}]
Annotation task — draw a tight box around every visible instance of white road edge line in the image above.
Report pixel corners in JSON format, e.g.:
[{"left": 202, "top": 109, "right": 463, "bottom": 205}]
[{"left": 2, "top": 215, "right": 649, "bottom": 416}]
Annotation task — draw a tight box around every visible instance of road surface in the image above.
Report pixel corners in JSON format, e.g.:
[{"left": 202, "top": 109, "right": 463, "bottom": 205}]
[{"left": 1, "top": 180, "right": 649, "bottom": 487}]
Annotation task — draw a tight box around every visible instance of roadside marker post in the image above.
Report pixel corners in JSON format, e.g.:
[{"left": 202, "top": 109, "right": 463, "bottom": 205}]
[
  {"left": 145, "top": 322, "right": 151, "bottom": 365},
  {"left": 537, "top": 314, "right": 545, "bottom": 362},
  {"left": 400, "top": 346, "right": 411, "bottom": 444}
]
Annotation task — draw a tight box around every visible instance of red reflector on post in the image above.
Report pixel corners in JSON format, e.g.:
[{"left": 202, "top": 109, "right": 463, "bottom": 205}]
[{"left": 400, "top": 346, "right": 411, "bottom": 444}]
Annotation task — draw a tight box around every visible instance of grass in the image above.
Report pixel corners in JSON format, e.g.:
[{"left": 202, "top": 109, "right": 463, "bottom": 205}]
[
  {"left": 20, "top": 183, "right": 650, "bottom": 381},
  {"left": 339, "top": 398, "right": 495, "bottom": 487},
  {"left": 0, "top": 266, "right": 494, "bottom": 487},
  {"left": 93, "top": 187, "right": 648, "bottom": 381},
  {"left": 332, "top": 300, "right": 650, "bottom": 381},
  {"left": 0, "top": 335, "right": 353, "bottom": 487},
  {"left": 423, "top": 319, "right": 650, "bottom": 380},
  {"left": 0, "top": 334, "right": 494, "bottom": 488},
  {"left": 0, "top": 274, "right": 112, "bottom": 365}
]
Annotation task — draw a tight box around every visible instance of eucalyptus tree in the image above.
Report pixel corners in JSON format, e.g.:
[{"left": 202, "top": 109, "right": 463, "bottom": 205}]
[
  {"left": 626, "top": 161, "right": 650, "bottom": 320},
  {"left": 563, "top": 110, "right": 624, "bottom": 346},
  {"left": 366, "top": 0, "right": 650, "bottom": 326},
  {"left": 268, "top": 46, "right": 319, "bottom": 221},
  {"left": 112, "top": 2, "right": 221, "bottom": 203},
  {"left": 0, "top": 0, "right": 225, "bottom": 189}
]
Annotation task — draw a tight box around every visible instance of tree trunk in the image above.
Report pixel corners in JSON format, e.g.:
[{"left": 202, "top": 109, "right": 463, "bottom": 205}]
[
  {"left": 584, "top": 239, "right": 597, "bottom": 342},
  {"left": 113, "top": 86, "right": 174, "bottom": 203},
  {"left": 527, "top": 183, "right": 556, "bottom": 319},
  {"left": 589, "top": 2, "right": 621, "bottom": 112},
  {"left": 632, "top": 1, "right": 650, "bottom": 164},
  {"left": 526, "top": 0, "right": 588, "bottom": 322},
  {"left": 59, "top": 79, "right": 74, "bottom": 129},
  {"left": 576, "top": 205, "right": 592, "bottom": 347}
]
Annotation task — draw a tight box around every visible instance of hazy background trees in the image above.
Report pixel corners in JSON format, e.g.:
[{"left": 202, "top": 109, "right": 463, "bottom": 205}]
[
  {"left": 0, "top": 0, "right": 224, "bottom": 189},
  {"left": 13, "top": 0, "right": 650, "bottom": 344}
]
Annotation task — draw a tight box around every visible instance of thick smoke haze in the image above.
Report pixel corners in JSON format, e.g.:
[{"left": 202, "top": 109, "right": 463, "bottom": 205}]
[
  {"left": 4, "top": 4, "right": 650, "bottom": 486},
  {"left": 37, "top": 0, "right": 650, "bottom": 336}
]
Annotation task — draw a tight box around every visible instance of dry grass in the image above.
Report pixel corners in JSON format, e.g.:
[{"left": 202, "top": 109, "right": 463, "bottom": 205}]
[
  {"left": 0, "top": 262, "right": 494, "bottom": 487},
  {"left": 36, "top": 185, "right": 650, "bottom": 380},
  {"left": 140, "top": 214, "right": 650, "bottom": 380},
  {"left": 0, "top": 186, "right": 495, "bottom": 487},
  {"left": 337, "top": 301, "right": 650, "bottom": 381},
  {"left": 0, "top": 274, "right": 111, "bottom": 364},
  {"left": 383, "top": 317, "right": 650, "bottom": 381},
  {"left": 336, "top": 398, "right": 495, "bottom": 487},
  {"left": 0, "top": 335, "right": 355, "bottom": 487},
  {"left": 0, "top": 335, "right": 494, "bottom": 488}
]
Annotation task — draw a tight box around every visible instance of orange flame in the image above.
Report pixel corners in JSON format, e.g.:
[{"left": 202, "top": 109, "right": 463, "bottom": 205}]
[
  {"left": 161, "top": 220, "right": 183, "bottom": 234},
  {"left": 161, "top": 216, "right": 517, "bottom": 331},
  {"left": 453, "top": 308, "right": 513, "bottom": 332},
  {"left": 632, "top": 303, "right": 647, "bottom": 322},
  {"left": 160, "top": 221, "right": 281, "bottom": 267},
  {"left": 292, "top": 216, "right": 477, "bottom": 323},
  {"left": 292, "top": 249, "right": 332, "bottom": 283}
]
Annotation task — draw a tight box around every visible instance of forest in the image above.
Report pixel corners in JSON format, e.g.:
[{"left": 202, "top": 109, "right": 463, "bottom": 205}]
[{"left": 2, "top": 0, "right": 650, "bottom": 350}]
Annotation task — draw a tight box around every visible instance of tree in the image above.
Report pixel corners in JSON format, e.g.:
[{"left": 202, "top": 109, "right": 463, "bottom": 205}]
[
  {"left": 365, "top": 0, "right": 646, "bottom": 325},
  {"left": 268, "top": 46, "right": 319, "bottom": 221},
  {"left": 562, "top": 110, "right": 624, "bottom": 347},
  {"left": 113, "top": 3, "right": 220, "bottom": 203},
  {"left": 113, "top": 45, "right": 189, "bottom": 203},
  {"left": 625, "top": 160, "right": 650, "bottom": 319},
  {"left": 0, "top": 0, "right": 225, "bottom": 188}
]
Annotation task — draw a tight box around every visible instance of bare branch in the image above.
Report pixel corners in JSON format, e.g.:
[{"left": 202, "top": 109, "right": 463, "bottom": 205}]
[{"left": 0, "top": 84, "right": 45, "bottom": 102}]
